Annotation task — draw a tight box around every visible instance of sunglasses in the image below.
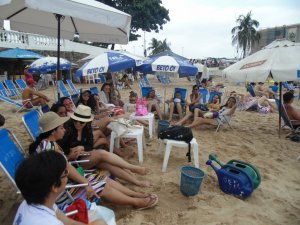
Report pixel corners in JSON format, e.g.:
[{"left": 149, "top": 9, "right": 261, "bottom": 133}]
[
  {"left": 83, "top": 93, "right": 90, "bottom": 97},
  {"left": 72, "top": 119, "right": 85, "bottom": 124},
  {"left": 60, "top": 169, "right": 69, "bottom": 179}
]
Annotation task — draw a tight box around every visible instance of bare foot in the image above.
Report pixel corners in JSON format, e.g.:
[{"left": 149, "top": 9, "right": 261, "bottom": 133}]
[
  {"left": 133, "top": 167, "right": 150, "bottom": 175},
  {"left": 136, "top": 180, "right": 151, "bottom": 187}
]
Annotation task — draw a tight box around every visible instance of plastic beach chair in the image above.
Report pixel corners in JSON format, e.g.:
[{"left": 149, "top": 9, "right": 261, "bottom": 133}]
[
  {"left": 58, "top": 80, "right": 71, "bottom": 97},
  {"left": 275, "top": 99, "right": 299, "bottom": 132},
  {"left": 0, "top": 81, "right": 10, "bottom": 97},
  {"left": 0, "top": 128, "right": 26, "bottom": 190},
  {"left": 4, "top": 79, "right": 21, "bottom": 98},
  {"left": 141, "top": 87, "right": 154, "bottom": 97},
  {"left": 199, "top": 88, "right": 208, "bottom": 104},
  {"left": 22, "top": 109, "right": 42, "bottom": 141},
  {"left": 15, "top": 79, "right": 27, "bottom": 91},
  {"left": 208, "top": 91, "right": 222, "bottom": 103},
  {"left": 66, "top": 79, "right": 80, "bottom": 95},
  {"left": 0, "top": 94, "right": 34, "bottom": 112},
  {"left": 247, "top": 85, "right": 256, "bottom": 97}
]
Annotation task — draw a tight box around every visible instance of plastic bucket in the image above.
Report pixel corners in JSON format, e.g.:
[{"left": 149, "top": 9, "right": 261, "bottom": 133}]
[
  {"left": 180, "top": 166, "right": 205, "bottom": 196},
  {"left": 157, "top": 120, "right": 170, "bottom": 135}
]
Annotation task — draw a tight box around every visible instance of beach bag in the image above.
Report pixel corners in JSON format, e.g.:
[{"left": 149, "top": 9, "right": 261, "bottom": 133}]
[
  {"left": 88, "top": 202, "right": 116, "bottom": 225},
  {"left": 135, "top": 98, "right": 148, "bottom": 116},
  {"left": 66, "top": 199, "right": 89, "bottom": 224},
  {"left": 158, "top": 125, "right": 193, "bottom": 162}
]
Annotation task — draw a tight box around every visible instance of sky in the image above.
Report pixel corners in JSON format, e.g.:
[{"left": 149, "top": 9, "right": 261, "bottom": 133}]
[{"left": 114, "top": 0, "right": 300, "bottom": 59}]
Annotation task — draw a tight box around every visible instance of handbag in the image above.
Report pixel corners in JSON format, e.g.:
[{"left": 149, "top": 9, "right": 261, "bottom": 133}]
[{"left": 135, "top": 98, "right": 148, "bottom": 116}]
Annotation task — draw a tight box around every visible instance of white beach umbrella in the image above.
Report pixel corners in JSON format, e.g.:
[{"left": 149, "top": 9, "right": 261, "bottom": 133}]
[
  {"left": 223, "top": 39, "right": 300, "bottom": 82},
  {"left": 0, "top": 0, "right": 131, "bottom": 44},
  {"left": 0, "top": 0, "right": 131, "bottom": 98}
]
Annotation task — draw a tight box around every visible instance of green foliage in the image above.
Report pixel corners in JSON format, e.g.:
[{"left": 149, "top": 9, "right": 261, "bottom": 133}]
[
  {"left": 147, "top": 38, "right": 171, "bottom": 55},
  {"left": 96, "top": 0, "right": 170, "bottom": 41},
  {"left": 231, "top": 11, "right": 260, "bottom": 58}
]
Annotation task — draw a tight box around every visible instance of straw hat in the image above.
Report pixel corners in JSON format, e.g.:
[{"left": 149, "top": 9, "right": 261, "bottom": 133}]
[
  {"left": 39, "top": 112, "right": 70, "bottom": 133},
  {"left": 70, "top": 105, "right": 94, "bottom": 122}
]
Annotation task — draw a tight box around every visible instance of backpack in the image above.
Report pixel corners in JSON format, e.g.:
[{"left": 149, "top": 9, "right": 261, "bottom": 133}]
[{"left": 158, "top": 125, "right": 193, "bottom": 162}]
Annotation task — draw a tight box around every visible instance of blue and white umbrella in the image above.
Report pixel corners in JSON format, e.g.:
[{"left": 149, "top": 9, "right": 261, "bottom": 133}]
[
  {"left": 78, "top": 52, "right": 143, "bottom": 77},
  {"left": 28, "top": 56, "right": 71, "bottom": 74},
  {"left": 137, "top": 55, "right": 198, "bottom": 112},
  {"left": 137, "top": 55, "right": 198, "bottom": 77}
]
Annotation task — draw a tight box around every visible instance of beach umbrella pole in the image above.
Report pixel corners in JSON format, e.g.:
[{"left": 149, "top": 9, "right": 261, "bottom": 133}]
[
  {"left": 56, "top": 14, "right": 63, "bottom": 101},
  {"left": 279, "top": 82, "right": 282, "bottom": 138}
]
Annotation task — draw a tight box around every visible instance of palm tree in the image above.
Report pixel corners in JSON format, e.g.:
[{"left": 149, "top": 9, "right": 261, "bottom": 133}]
[
  {"left": 148, "top": 38, "right": 171, "bottom": 55},
  {"left": 231, "top": 11, "right": 260, "bottom": 58}
]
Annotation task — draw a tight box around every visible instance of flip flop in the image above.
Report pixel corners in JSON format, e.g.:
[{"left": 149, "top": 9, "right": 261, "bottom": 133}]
[{"left": 136, "top": 195, "right": 158, "bottom": 210}]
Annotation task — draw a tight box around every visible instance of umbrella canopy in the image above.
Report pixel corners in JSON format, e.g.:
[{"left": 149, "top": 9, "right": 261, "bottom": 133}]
[
  {"left": 28, "top": 57, "right": 71, "bottom": 73},
  {"left": 137, "top": 55, "right": 198, "bottom": 77},
  {"left": 149, "top": 50, "right": 189, "bottom": 61},
  {"left": 0, "top": 0, "right": 131, "bottom": 44},
  {"left": 78, "top": 52, "right": 143, "bottom": 77},
  {"left": 0, "top": 47, "right": 44, "bottom": 59},
  {"left": 223, "top": 39, "right": 300, "bottom": 82}
]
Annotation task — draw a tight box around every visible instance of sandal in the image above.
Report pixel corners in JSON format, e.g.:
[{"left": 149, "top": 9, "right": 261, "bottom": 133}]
[{"left": 136, "top": 194, "right": 158, "bottom": 210}]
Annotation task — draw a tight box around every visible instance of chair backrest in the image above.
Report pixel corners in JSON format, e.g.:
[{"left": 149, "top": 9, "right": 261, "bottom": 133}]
[
  {"left": 4, "top": 79, "right": 20, "bottom": 97},
  {"left": 0, "top": 81, "right": 9, "bottom": 97},
  {"left": 22, "top": 110, "right": 41, "bottom": 141},
  {"left": 199, "top": 88, "right": 208, "bottom": 104},
  {"left": 247, "top": 85, "right": 256, "bottom": 97},
  {"left": 15, "top": 79, "right": 27, "bottom": 91},
  {"left": 143, "top": 75, "right": 151, "bottom": 86},
  {"left": 174, "top": 88, "right": 187, "bottom": 100},
  {"left": 275, "top": 99, "right": 294, "bottom": 129},
  {"left": 141, "top": 87, "right": 154, "bottom": 98},
  {"left": 0, "top": 94, "right": 23, "bottom": 107},
  {"left": 208, "top": 91, "right": 223, "bottom": 103},
  {"left": 57, "top": 80, "right": 71, "bottom": 97},
  {"left": 66, "top": 79, "right": 78, "bottom": 95},
  {"left": 0, "top": 128, "right": 25, "bottom": 187}
]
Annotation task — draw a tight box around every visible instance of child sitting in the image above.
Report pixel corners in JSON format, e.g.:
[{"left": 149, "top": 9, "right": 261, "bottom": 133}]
[{"left": 166, "top": 91, "right": 188, "bottom": 121}]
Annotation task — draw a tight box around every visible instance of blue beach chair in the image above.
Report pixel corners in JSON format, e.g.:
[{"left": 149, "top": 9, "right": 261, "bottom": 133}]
[
  {"left": 208, "top": 91, "right": 222, "bottom": 103},
  {"left": 22, "top": 110, "right": 42, "bottom": 141},
  {"left": 66, "top": 79, "right": 80, "bottom": 95},
  {"left": 141, "top": 87, "right": 154, "bottom": 97},
  {"left": 4, "top": 79, "right": 20, "bottom": 98},
  {"left": 0, "top": 81, "right": 10, "bottom": 97},
  {"left": 0, "top": 94, "right": 35, "bottom": 112},
  {"left": 199, "top": 88, "right": 208, "bottom": 104},
  {"left": 0, "top": 128, "right": 26, "bottom": 189},
  {"left": 247, "top": 85, "right": 256, "bottom": 97},
  {"left": 15, "top": 79, "right": 27, "bottom": 91},
  {"left": 275, "top": 99, "right": 299, "bottom": 132}
]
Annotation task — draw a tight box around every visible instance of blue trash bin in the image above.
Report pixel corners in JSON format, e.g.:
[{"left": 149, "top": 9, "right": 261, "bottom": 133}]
[{"left": 180, "top": 166, "right": 205, "bottom": 196}]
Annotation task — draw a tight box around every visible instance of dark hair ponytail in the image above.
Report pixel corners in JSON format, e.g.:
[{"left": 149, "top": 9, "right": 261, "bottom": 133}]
[{"left": 28, "top": 130, "right": 54, "bottom": 155}]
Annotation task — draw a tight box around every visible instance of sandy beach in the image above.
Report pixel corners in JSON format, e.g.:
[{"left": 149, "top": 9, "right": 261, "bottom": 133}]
[{"left": 0, "top": 77, "right": 299, "bottom": 225}]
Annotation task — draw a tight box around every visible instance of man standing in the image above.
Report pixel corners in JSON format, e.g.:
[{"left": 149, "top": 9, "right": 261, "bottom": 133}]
[{"left": 22, "top": 79, "right": 50, "bottom": 106}]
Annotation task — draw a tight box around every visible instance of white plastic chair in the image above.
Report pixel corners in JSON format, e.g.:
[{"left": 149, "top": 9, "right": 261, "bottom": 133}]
[
  {"left": 129, "top": 112, "right": 155, "bottom": 139},
  {"left": 110, "top": 127, "right": 146, "bottom": 164},
  {"left": 159, "top": 138, "right": 200, "bottom": 172}
]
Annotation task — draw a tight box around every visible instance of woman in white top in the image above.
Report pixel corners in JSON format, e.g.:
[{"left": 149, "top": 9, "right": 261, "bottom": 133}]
[{"left": 186, "top": 97, "right": 237, "bottom": 129}]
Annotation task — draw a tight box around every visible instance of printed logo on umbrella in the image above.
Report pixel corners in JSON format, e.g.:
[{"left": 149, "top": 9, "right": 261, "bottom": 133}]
[
  {"left": 156, "top": 65, "right": 176, "bottom": 72},
  {"left": 87, "top": 67, "right": 105, "bottom": 74}
]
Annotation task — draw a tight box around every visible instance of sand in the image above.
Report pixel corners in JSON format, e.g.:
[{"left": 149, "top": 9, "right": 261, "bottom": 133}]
[{"left": 0, "top": 77, "right": 299, "bottom": 225}]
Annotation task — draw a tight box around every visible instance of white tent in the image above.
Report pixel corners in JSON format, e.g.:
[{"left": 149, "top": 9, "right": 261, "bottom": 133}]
[{"left": 223, "top": 39, "right": 300, "bottom": 82}]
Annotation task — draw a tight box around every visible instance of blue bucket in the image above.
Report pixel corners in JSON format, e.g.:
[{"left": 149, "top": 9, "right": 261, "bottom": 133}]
[
  {"left": 157, "top": 120, "right": 170, "bottom": 135},
  {"left": 180, "top": 166, "right": 205, "bottom": 196}
]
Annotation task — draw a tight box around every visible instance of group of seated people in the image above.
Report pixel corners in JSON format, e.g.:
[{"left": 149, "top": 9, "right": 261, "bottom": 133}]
[{"left": 13, "top": 105, "right": 159, "bottom": 224}]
